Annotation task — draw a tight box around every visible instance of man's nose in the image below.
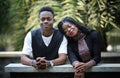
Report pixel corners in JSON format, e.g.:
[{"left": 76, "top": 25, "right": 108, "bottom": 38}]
[{"left": 44, "top": 19, "right": 48, "bottom": 23}]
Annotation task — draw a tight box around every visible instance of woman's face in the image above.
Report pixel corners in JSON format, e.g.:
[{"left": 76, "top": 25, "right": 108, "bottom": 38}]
[{"left": 62, "top": 22, "right": 78, "bottom": 37}]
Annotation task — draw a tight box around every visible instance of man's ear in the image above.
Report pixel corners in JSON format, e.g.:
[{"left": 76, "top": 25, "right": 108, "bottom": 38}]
[
  {"left": 38, "top": 19, "right": 40, "bottom": 22},
  {"left": 53, "top": 19, "right": 56, "bottom": 23}
]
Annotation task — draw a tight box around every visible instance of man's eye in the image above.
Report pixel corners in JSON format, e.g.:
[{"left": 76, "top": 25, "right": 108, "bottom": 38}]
[
  {"left": 47, "top": 18, "right": 52, "bottom": 21},
  {"left": 40, "top": 18, "right": 52, "bottom": 21},
  {"left": 41, "top": 18, "right": 45, "bottom": 21}
]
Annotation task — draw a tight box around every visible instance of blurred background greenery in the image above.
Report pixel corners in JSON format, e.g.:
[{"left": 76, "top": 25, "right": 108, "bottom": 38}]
[{"left": 0, "top": 0, "right": 120, "bottom": 52}]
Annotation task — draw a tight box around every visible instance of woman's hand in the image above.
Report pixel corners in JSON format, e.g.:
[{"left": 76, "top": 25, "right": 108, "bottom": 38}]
[{"left": 73, "top": 61, "right": 87, "bottom": 73}]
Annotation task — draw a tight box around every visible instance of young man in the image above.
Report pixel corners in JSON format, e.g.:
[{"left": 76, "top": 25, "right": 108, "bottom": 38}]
[{"left": 21, "top": 6, "right": 67, "bottom": 69}]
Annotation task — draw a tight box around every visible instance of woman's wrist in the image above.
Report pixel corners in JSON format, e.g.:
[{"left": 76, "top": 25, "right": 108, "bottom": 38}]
[
  {"left": 85, "top": 60, "right": 96, "bottom": 69},
  {"left": 72, "top": 61, "right": 79, "bottom": 67}
]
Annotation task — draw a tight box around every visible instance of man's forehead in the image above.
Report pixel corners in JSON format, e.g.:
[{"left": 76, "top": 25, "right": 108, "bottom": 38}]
[{"left": 40, "top": 11, "right": 53, "bottom": 17}]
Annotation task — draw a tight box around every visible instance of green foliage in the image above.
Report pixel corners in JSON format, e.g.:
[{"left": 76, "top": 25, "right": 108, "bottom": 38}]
[
  {"left": 8, "top": 0, "right": 30, "bottom": 50},
  {"left": 1, "top": 0, "right": 120, "bottom": 51},
  {"left": 0, "top": 33, "right": 13, "bottom": 51},
  {"left": 0, "top": 34, "right": 8, "bottom": 48},
  {"left": 77, "top": 0, "right": 119, "bottom": 30},
  {"left": 25, "top": 0, "right": 61, "bottom": 31},
  {"left": 115, "top": 0, "right": 120, "bottom": 26},
  {"left": 0, "top": 0, "right": 10, "bottom": 50},
  {"left": 107, "top": 32, "right": 120, "bottom": 46},
  {"left": 0, "top": 0, "right": 9, "bottom": 34},
  {"left": 13, "top": 0, "right": 120, "bottom": 50}
]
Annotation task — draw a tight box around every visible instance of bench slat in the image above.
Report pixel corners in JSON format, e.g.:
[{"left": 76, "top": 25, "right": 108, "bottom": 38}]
[{"left": 5, "top": 63, "right": 120, "bottom": 72}]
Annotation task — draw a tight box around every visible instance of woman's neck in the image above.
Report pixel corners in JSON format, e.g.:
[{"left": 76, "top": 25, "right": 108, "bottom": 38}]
[{"left": 73, "top": 30, "right": 84, "bottom": 41}]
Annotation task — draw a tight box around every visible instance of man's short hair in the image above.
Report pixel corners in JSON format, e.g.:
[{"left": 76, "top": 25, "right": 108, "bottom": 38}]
[{"left": 39, "top": 6, "right": 54, "bottom": 17}]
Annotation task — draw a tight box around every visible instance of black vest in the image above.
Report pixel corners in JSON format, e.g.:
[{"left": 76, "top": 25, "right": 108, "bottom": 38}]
[{"left": 31, "top": 28, "right": 63, "bottom": 60}]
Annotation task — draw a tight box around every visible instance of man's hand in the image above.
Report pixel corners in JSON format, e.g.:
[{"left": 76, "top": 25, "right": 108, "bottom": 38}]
[{"left": 35, "top": 57, "right": 51, "bottom": 69}]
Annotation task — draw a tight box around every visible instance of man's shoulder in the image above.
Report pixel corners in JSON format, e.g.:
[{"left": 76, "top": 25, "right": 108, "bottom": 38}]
[
  {"left": 31, "top": 28, "right": 40, "bottom": 32},
  {"left": 31, "top": 28, "right": 41, "bottom": 36},
  {"left": 53, "top": 28, "right": 58, "bottom": 31},
  {"left": 53, "top": 28, "right": 63, "bottom": 35}
]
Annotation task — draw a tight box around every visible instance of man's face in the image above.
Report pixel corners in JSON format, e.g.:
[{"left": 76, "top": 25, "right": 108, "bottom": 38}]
[{"left": 39, "top": 11, "right": 54, "bottom": 31}]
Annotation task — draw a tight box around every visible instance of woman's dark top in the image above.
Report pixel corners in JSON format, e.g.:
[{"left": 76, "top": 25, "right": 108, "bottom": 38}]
[{"left": 68, "top": 30, "right": 101, "bottom": 64}]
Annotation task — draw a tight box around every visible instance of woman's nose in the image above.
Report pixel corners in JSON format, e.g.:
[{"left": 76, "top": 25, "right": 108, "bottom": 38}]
[{"left": 67, "top": 28, "right": 71, "bottom": 31}]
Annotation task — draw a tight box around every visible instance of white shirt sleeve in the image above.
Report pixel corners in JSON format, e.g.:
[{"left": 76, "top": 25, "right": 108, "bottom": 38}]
[
  {"left": 22, "top": 32, "right": 33, "bottom": 57},
  {"left": 58, "top": 36, "right": 68, "bottom": 54}
]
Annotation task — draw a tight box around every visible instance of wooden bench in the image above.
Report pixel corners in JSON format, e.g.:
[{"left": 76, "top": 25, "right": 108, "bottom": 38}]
[
  {"left": 5, "top": 63, "right": 120, "bottom": 78},
  {"left": 5, "top": 63, "right": 120, "bottom": 72},
  {"left": 3, "top": 51, "right": 120, "bottom": 78}
]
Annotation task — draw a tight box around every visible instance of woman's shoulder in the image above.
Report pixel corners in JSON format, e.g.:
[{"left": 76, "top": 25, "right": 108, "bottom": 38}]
[
  {"left": 88, "top": 30, "right": 101, "bottom": 39},
  {"left": 88, "top": 29, "right": 100, "bottom": 35}
]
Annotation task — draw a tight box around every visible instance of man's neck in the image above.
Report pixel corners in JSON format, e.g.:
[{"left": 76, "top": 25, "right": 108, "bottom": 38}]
[{"left": 42, "top": 30, "right": 53, "bottom": 37}]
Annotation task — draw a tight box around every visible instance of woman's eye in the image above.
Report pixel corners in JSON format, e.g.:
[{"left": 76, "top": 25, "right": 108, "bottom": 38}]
[
  {"left": 64, "top": 29, "right": 67, "bottom": 33},
  {"left": 68, "top": 24, "right": 73, "bottom": 28},
  {"left": 68, "top": 24, "right": 71, "bottom": 27}
]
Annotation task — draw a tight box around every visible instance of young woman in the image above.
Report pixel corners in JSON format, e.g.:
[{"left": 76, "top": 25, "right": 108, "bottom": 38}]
[{"left": 58, "top": 17, "right": 101, "bottom": 78}]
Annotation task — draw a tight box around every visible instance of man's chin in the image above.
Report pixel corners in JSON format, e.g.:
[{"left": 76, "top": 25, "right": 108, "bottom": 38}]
[{"left": 43, "top": 27, "right": 50, "bottom": 30}]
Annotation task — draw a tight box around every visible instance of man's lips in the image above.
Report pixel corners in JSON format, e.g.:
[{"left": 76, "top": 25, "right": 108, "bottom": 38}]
[{"left": 43, "top": 25, "right": 49, "bottom": 28}]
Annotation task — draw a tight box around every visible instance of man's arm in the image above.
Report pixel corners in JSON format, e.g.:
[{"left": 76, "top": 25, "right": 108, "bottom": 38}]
[
  {"left": 21, "top": 32, "right": 36, "bottom": 66},
  {"left": 51, "top": 36, "right": 68, "bottom": 66},
  {"left": 21, "top": 54, "right": 36, "bottom": 66},
  {"left": 52, "top": 53, "right": 67, "bottom": 66}
]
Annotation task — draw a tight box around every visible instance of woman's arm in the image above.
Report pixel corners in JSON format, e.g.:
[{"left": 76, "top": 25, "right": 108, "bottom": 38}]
[
  {"left": 68, "top": 45, "right": 79, "bottom": 64},
  {"left": 91, "top": 30, "right": 101, "bottom": 64}
]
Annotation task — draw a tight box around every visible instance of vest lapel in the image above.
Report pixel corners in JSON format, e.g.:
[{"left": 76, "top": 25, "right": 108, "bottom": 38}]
[{"left": 37, "top": 29, "right": 47, "bottom": 48}]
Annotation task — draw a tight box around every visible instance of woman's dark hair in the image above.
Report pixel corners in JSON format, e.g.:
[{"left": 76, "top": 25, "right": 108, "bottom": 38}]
[{"left": 58, "top": 16, "right": 92, "bottom": 35}]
